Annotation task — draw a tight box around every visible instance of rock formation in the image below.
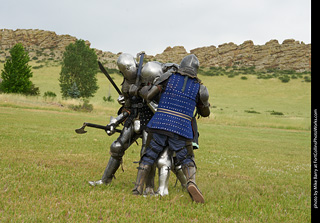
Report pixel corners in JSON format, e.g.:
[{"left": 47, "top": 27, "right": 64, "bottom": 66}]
[
  {"left": 150, "top": 39, "right": 311, "bottom": 72},
  {"left": 0, "top": 29, "right": 311, "bottom": 72}
]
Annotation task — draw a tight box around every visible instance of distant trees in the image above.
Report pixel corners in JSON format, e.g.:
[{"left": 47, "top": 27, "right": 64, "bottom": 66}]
[
  {"left": 59, "top": 39, "right": 99, "bottom": 99},
  {"left": 0, "top": 43, "right": 39, "bottom": 95}
]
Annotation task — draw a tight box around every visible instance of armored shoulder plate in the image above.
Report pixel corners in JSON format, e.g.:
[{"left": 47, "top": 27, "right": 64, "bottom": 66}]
[
  {"left": 199, "top": 85, "right": 210, "bottom": 106},
  {"left": 153, "top": 71, "right": 173, "bottom": 85},
  {"left": 197, "top": 84, "right": 210, "bottom": 117}
]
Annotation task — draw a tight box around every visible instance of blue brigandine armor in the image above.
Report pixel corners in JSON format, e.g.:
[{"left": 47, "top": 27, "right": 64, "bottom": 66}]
[{"left": 147, "top": 73, "right": 200, "bottom": 139}]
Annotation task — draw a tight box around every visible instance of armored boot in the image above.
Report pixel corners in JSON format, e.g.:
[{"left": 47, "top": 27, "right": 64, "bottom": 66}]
[
  {"left": 172, "top": 165, "right": 187, "bottom": 189},
  {"left": 132, "top": 163, "right": 152, "bottom": 195},
  {"left": 182, "top": 162, "right": 204, "bottom": 203},
  {"left": 144, "top": 164, "right": 156, "bottom": 196},
  {"left": 88, "top": 156, "right": 121, "bottom": 186}
]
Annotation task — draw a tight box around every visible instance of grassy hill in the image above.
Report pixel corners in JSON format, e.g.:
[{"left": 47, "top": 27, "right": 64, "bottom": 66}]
[
  {"left": 0, "top": 61, "right": 311, "bottom": 130},
  {"left": 0, "top": 61, "right": 311, "bottom": 222}
]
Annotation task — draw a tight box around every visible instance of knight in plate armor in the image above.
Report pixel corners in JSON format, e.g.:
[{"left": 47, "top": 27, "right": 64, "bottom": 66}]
[
  {"left": 88, "top": 53, "right": 154, "bottom": 187},
  {"left": 130, "top": 60, "right": 188, "bottom": 196},
  {"left": 132, "top": 54, "right": 210, "bottom": 203}
]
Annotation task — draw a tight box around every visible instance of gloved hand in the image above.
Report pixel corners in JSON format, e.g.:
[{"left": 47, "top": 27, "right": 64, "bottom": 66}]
[
  {"left": 129, "top": 84, "right": 139, "bottom": 96},
  {"left": 105, "top": 123, "right": 116, "bottom": 136},
  {"left": 117, "top": 95, "right": 125, "bottom": 105}
]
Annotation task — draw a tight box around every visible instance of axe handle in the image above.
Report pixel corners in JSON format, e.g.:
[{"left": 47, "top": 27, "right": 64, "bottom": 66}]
[
  {"left": 84, "top": 122, "right": 121, "bottom": 133},
  {"left": 85, "top": 122, "right": 107, "bottom": 130}
]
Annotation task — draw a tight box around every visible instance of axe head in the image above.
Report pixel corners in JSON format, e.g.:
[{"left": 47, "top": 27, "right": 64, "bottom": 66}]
[{"left": 75, "top": 125, "right": 87, "bottom": 134}]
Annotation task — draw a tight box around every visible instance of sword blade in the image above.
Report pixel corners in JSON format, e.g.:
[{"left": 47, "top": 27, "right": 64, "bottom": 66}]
[
  {"left": 135, "top": 51, "right": 145, "bottom": 85},
  {"left": 98, "top": 61, "right": 122, "bottom": 95}
]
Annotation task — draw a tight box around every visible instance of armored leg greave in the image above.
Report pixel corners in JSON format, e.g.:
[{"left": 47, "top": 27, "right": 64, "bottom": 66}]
[
  {"left": 182, "top": 162, "right": 196, "bottom": 184},
  {"left": 144, "top": 164, "right": 156, "bottom": 195},
  {"left": 140, "top": 130, "right": 149, "bottom": 158},
  {"left": 88, "top": 156, "right": 121, "bottom": 186},
  {"left": 101, "top": 156, "right": 121, "bottom": 184},
  {"left": 172, "top": 164, "right": 187, "bottom": 188},
  {"left": 156, "top": 148, "right": 172, "bottom": 196},
  {"left": 89, "top": 126, "right": 134, "bottom": 186},
  {"left": 182, "top": 162, "right": 204, "bottom": 203},
  {"left": 140, "top": 131, "right": 155, "bottom": 195},
  {"left": 132, "top": 163, "right": 152, "bottom": 195},
  {"left": 157, "top": 165, "right": 170, "bottom": 196}
]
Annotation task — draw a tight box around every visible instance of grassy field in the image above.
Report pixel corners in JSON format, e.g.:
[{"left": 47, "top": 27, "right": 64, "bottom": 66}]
[{"left": 0, "top": 62, "right": 311, "bottom": 222}]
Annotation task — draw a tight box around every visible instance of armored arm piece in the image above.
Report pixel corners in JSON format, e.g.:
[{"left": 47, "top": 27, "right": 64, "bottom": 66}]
[
  {"left": 139, "top": 85, "right": 162, "bottom": 102},
  {"left": 197, "top": 85, "right": 210, "bottom": 117},
  {"left": 110, "top": 111, "right": 130, "bottom": 125},
  {"left": 139, "top": 71, "right": 172, "bottom": 103},
  {"left": 106, "top": 110, "right": 130, "bottom": 135}
]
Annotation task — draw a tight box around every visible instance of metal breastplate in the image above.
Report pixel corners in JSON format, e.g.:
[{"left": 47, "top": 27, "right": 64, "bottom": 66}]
[{"left": 147, "top": 73, "right": 200, "bottom": 139}]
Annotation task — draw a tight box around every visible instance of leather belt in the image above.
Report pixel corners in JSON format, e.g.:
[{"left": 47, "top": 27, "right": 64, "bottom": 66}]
[{"left": 157, "top": 108, "right": 192, "bottom": 121}]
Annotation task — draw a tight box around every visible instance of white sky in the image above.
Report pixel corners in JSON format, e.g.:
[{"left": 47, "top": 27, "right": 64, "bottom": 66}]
[{"left": 0, "top": 0, "right": 311, "bottom": 56}]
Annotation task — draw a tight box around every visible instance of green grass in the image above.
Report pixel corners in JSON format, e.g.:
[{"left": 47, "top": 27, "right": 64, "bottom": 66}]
[{"left": 0, "top": 62, "right": 311, "bottom": 222}]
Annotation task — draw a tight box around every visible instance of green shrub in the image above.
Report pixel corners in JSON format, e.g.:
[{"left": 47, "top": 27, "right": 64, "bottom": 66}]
[
  {"left": 103, "top": 96, "right": 114, "bottom": 102},
  {"left": 279, "top": 75, "right": 290, "bottom": 83},
  {"left": 43, "top": 91, "right": 57, "bottom": 99},
  {"left": 269, "top": 110, "right": 284, "bottom": 116},
  {"left": 304, "top": 76, "right": 311, "bottom": 82},
  {"left": 33, "top": 65, "right": 44, "bottom": 69},
  {"left": 106, "top": 68, "right": 121, "bottom": 75},
  {"left": 69, "top": 99, "right": 93, "bottom": 112},
  {"left": 67, "top": 82, "right": 81, "bottom": 99},
  {"left": 245, "top": 110, "right": 260, "bottom": 114},
  {"left": 26, "top": 84, "right": 40, "bottom": 96}
]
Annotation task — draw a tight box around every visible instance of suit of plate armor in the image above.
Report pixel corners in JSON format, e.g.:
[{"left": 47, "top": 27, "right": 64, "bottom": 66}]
[
  {"left": 132, "top": 55, "right": 210, "bottom": 203},
  {"left": 137, "top": 61, "right": 189, "bottom": 196},
  {"left": 89, "top": 53, "right": 154, "bottom": 187}
]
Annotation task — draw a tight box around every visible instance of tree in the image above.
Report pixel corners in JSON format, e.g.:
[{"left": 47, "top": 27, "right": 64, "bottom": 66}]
[
  {"left": 59, "top": 39, "right": 99, "bottom": 99},
  {"left": 0, "top": 43, "right": 39, "bottom": 95},
  {"left": 67, "top": 82, "right": 80, "bottom": 99}
]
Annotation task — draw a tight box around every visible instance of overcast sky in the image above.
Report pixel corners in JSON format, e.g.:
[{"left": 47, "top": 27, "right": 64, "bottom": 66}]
[{"left": 1, "top": 0, "right": 311, "bottom": 56}]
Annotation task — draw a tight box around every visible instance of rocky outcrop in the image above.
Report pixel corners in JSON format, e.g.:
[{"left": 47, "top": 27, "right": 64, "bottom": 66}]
[
  {"left": 0, "top": 29, "right": 311, "bottom": 72},
  {"left": 150, "top": 39, "right": 311, "bottom": 72},
  {"left": 150, "top": 46, "right": 189, "bottom": 64},
  {"left": 0, "top": 29, "right": 118, "bottom": 68},
  {"left": 0, "top": 29, "right": 80, "bottom": 61}
]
